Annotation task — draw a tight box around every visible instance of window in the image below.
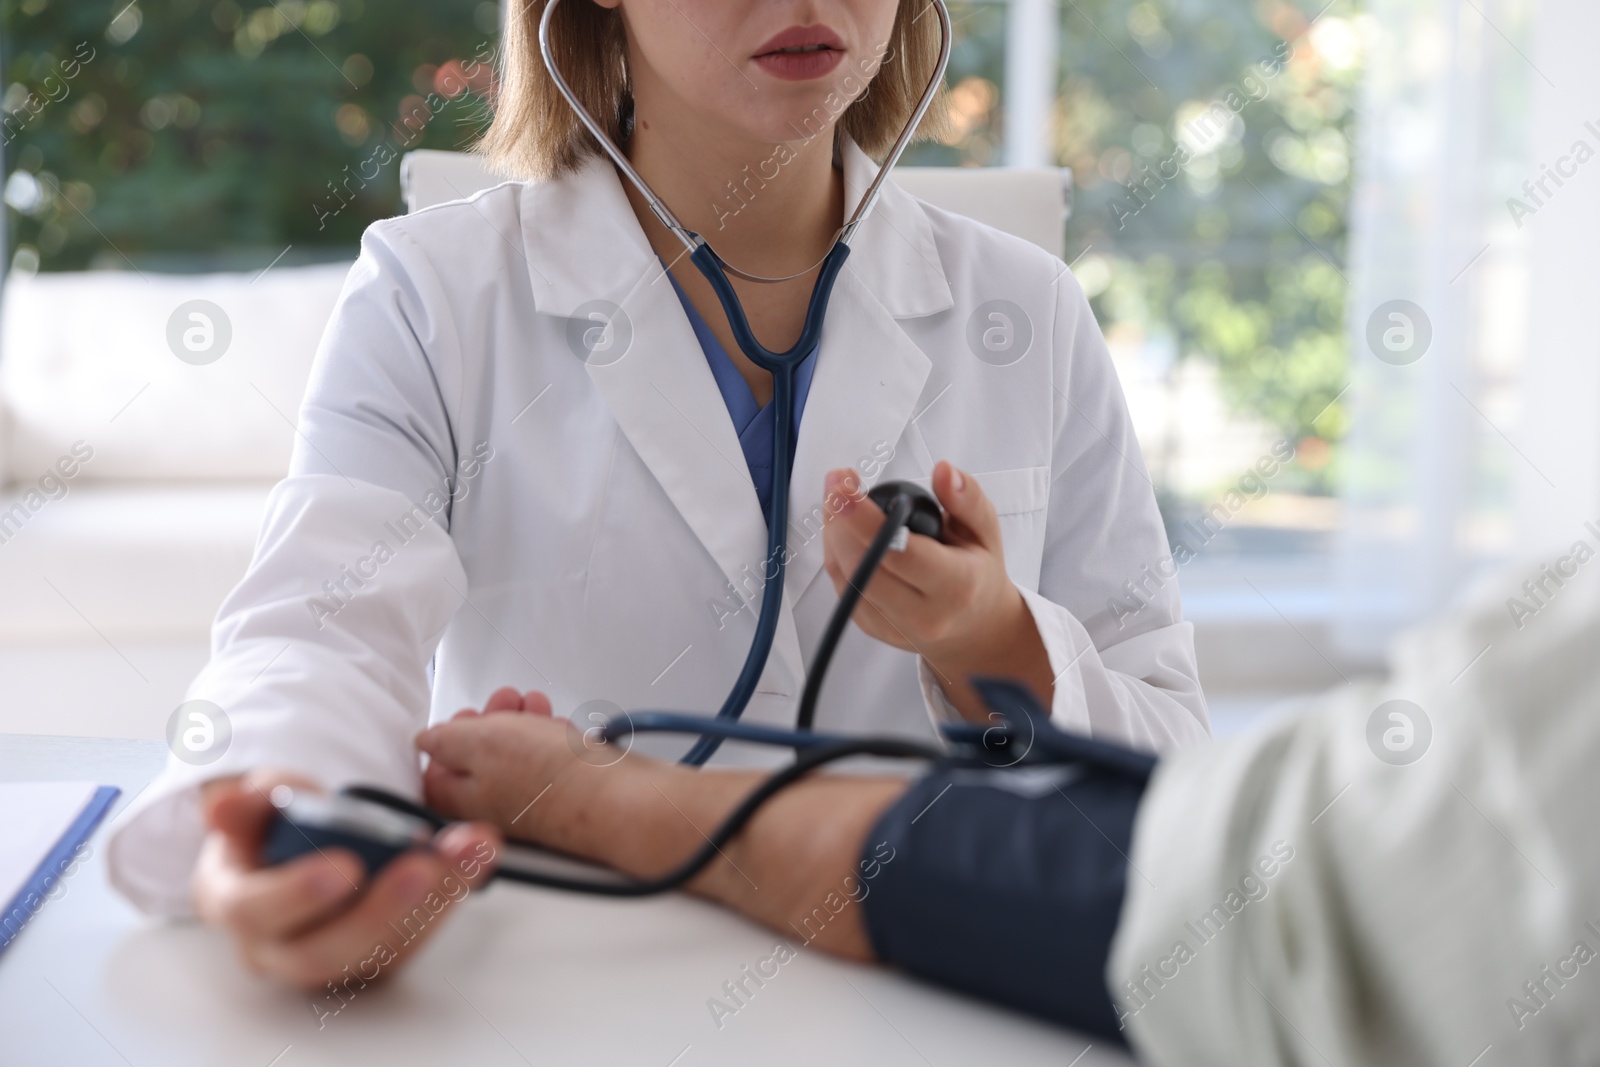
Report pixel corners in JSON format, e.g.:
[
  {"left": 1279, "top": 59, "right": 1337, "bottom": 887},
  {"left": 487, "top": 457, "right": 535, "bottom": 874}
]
[
  {"left": 903, "top": 0, "right": 1359, "bottom": 569},
  {"left": 4, "top": 0, "right": 498, "bottom": 272}
]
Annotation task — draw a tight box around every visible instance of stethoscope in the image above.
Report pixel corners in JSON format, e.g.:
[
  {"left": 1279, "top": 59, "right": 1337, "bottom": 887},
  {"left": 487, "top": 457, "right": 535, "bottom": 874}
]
[
  {"left": 265, "top": 678, "right": 1157, "bottom": 896},
  {"left": 538, "top": 0, "right": 953, "bottom": 764},
  {"left": 260, "top": 1, "right": 1160, "bottom": 893}
]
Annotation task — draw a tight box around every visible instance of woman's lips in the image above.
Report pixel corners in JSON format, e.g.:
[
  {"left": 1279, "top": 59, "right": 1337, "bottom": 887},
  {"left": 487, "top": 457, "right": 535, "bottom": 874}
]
[
  {"left": 753, "top": 25, "right": 846, "bottom": 82},
  {"left": 753, "top": 46, "right": 845, "bottom": 81}
]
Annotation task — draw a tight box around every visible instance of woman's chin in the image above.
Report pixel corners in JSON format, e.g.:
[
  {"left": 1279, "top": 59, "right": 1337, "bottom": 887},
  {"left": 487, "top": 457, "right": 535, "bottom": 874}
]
[{"left": 722, "top": 94, "right": 871, "bottom": 148}]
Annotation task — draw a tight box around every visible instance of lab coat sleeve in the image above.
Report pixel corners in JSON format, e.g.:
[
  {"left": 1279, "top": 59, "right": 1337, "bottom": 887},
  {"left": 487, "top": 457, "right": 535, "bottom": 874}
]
[
  {"left": 106, "top": 224, "right": 472, "bottom": 918},
  {"left": 919, "top": 271, "right": 1209, "bottom": 753},
  {"left": 1107, "top": 561, "right": 1600, "bottom": 1067}
]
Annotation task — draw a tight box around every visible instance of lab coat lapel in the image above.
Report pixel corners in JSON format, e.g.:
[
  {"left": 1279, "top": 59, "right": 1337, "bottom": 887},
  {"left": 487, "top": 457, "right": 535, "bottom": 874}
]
[
  {"left": 784, "top": 274, "right": 932, "bottom": 606},
  {"left": 519, "top": 141, "right": 954, "bottom": 694},
  {"left": 784, "top": 141, "right": 951, "bottom": 607},
  {"left": 587, "top": 267, "right": 773, "bottom": 611},
  {"left": 523, "top": 154, "right": 773, "bottom": 633}
]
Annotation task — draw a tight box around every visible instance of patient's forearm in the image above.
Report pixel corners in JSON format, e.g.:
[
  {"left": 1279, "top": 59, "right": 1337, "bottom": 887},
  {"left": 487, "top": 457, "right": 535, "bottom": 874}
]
[{"left": 527, "top": 759, "right": 908, "bottom": 960}]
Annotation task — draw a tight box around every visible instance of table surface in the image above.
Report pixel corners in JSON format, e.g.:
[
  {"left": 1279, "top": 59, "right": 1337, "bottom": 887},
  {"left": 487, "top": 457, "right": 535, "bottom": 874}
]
[{"left": 0, "top": 734, "right": 1135, "bottom": 1067}]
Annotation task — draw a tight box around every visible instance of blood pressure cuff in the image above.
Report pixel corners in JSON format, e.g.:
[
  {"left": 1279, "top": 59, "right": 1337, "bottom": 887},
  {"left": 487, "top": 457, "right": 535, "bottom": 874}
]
[{"left": 859, "top": 762, "right": 1149, "bottom": 1041}]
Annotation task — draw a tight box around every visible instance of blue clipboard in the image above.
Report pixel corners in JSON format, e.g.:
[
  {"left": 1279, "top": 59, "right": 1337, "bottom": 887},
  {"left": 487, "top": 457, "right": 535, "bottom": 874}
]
[{"left": 0, "top": 785, "right": 120, "bottom": 960}]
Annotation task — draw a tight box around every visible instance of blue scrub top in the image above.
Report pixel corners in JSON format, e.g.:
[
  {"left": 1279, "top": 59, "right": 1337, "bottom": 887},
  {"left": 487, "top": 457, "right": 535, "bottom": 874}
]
[{"left": 663, "top": 268, "right": 819, "bottom": 527}]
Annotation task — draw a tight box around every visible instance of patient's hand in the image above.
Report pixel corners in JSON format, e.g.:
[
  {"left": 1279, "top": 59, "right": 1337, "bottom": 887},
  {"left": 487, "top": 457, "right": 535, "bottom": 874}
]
[
  {"left": 417, "top": 689, "right": 906, "bottom": 962},
  {"left": 417, "top": 687, "right": 636, "bottom": 859},
  {"left": 193, "top": 771, "right": 500, "bottom": 992}
]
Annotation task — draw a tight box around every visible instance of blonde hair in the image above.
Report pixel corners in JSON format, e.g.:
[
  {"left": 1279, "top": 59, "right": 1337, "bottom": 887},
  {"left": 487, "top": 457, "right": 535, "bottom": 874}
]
[{"left": 478, "top": 0, "right": 950, "bottom": 179}]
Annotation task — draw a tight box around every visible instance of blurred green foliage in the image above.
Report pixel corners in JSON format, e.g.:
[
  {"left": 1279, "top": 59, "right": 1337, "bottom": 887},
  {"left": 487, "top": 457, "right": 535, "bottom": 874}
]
[
  {"left": 4, "top": 0, "right": 1355, "bottom": 500},
  {"left": 906, "top": 0, "right": 1358, "bottom": 496},
  {"left": 2, "top": 0, "right": 498, "bottom": 270}
]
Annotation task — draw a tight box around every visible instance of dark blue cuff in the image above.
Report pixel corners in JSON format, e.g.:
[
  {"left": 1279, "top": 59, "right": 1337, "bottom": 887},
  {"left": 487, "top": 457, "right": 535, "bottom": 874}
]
[{"left": 860, "top": 764, "right": 1147, "bottom": 1041}]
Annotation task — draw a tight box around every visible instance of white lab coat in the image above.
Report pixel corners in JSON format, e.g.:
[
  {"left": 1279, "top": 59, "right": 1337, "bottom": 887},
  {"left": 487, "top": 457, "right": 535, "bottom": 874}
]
[
  {"left": 1109, "top": 556, "right": 1600, "bottom": 1065},
  {"left": 108, "top": 139, "right": 1209, "bottom": 916}
]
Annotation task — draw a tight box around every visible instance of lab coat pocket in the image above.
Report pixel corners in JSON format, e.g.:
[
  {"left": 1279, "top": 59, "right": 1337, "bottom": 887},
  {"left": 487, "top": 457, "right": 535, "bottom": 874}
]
[{"left": 972, "top": 466, "right": 1051, "bottom": 591}]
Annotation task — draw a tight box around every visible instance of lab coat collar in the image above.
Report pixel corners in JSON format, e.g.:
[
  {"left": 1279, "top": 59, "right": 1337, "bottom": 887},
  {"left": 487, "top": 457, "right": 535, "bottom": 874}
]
[
  {"left": 521, "top": 138, "right": 943, "bottom": 696},
  {"left": 835, "top": 136, "right": 953, "bottom": 319},
  {"left": 519, "top": 137, "right": 953, "bottom": 319},
  {"left": 784, "top": 138, "right": 944, "bottom": 608}
]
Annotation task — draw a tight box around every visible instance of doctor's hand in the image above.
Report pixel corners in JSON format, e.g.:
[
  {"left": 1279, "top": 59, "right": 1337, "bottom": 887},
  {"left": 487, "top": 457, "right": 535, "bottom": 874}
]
[
  {"left": 193, "top": 770, "right": 501, "bottom": 992},
  {"left": 820, "top": 460, "right": 1054, "bottom": 722}
]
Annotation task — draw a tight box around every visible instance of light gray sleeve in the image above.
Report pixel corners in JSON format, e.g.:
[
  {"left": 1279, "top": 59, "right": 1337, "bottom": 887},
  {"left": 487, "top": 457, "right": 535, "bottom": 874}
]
[{"left": 1109, "top": 563, "right": 1600, "bottom": 1065}]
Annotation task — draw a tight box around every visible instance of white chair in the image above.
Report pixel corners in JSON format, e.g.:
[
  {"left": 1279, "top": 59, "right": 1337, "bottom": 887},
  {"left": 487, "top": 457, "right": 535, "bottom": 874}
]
[{"left": 401, "top": 149, "right": 1073, "bottom": 258}]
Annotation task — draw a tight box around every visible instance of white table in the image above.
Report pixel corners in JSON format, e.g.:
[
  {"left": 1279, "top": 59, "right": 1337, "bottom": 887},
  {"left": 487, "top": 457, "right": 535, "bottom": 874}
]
[{"left": 0, "top": 735, "right": 1136, "bottom": 1066}]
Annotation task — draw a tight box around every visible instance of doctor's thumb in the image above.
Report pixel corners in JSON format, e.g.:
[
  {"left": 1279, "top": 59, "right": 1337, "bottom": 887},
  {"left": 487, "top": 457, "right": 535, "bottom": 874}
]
[{"left": 933, "top": 461, "right": 1000, "bottom": 548}]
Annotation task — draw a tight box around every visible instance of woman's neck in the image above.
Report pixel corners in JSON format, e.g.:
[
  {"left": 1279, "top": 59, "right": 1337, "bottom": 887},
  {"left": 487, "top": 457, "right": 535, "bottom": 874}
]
[{"left": 622, "top": 102, "right": 843, "bottom": 277}]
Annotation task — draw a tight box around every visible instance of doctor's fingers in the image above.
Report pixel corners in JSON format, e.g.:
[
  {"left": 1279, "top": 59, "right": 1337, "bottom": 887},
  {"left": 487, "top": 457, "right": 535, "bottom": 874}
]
[
  {"left": 821, "top": 551, "right": 928, "bottom": 633},
  {"left": 824, "top": 513, "right": 966, "bottom": 592},
  {"left": 244, "top": 850, "right": 461, "bottom": 990},
  {"left": 821, "top": 472, "right": 972, "bottom": 586},
  {"left": 196, "top": 840, "right": 366, "bottom": 942},
  {"left": 821, "top": 582, "right": 913, "bottom": 653},
  {"left": 931, "top": 461, "right": 1003, "bottom": 552}
]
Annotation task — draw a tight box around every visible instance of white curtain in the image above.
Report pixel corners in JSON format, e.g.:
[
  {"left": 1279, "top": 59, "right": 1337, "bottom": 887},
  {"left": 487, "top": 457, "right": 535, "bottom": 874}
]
[
  {"left": 1333, "top": 0, "right": 1597, "bottom": 658},
  {"left": 1511, "top": 0, "right": 1600, "bottom": 555}
]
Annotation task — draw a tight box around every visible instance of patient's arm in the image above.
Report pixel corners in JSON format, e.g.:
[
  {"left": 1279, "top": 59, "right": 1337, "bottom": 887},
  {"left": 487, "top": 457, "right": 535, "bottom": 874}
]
[
  {"left": 420, "top": 693, "right": 1144, "bottom": 1040},
  {"left": 416, "top": 696, "right": 908, "bottom": 960}
]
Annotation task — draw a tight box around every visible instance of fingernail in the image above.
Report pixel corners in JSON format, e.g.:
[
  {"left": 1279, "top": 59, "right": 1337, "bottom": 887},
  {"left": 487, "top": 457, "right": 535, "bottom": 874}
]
[
  {"left": 951, "top": 466, "right": 966, "bottom": 493},
  {"left": 436, "top": 823, "right": 474, "bottom": 855}
]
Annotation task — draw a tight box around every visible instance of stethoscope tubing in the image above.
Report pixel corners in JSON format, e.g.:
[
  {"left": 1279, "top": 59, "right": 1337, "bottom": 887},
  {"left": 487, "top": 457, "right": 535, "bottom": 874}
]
[
  {"left": 493, "top": 736, "right": 947, "bottom": 896},
  {"left": 679, "top": 244, "right": 854, "bottom": 764},
  {"left": 677, "top": 355, "right": 794, "bottom": 765},
  {"left": 535, "top": 1, "right": 953, "bottom": 762},
  {"left": 340, "top": 679, "right": 1156, "bottom": 899},
  {"left": 795, "top": 493, "right": 913, "bottom": 732},
  {"left": 279, "top": 6, "right": 1149, "bottom": 899}
]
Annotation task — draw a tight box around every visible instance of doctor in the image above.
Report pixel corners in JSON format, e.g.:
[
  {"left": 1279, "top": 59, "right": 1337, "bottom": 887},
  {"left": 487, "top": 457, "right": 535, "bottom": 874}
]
[{"left": 108, "top": 0, "right": 1208, "bottom": 987}]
